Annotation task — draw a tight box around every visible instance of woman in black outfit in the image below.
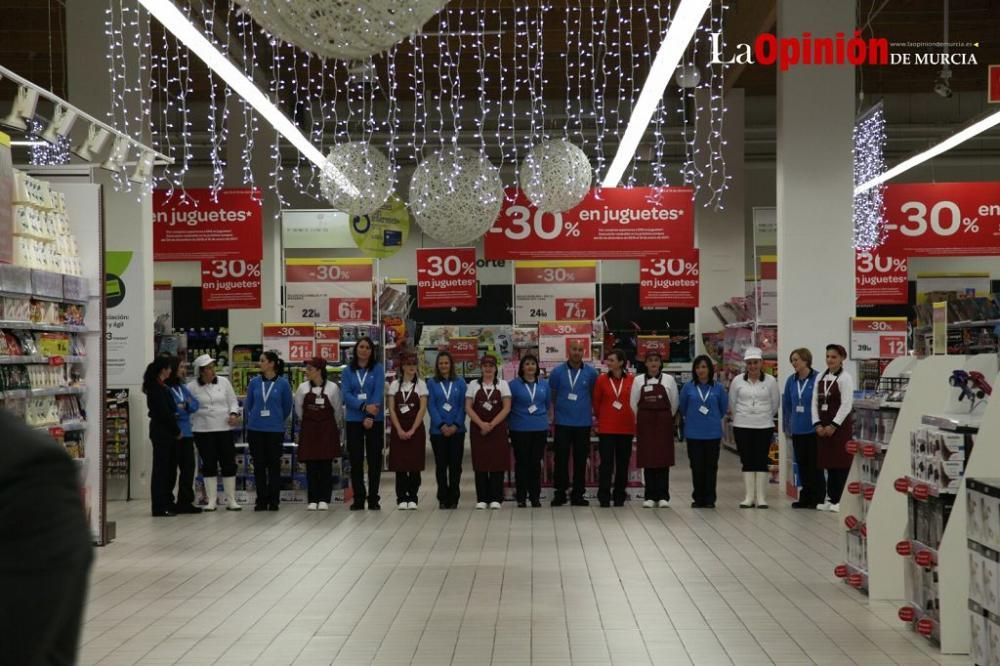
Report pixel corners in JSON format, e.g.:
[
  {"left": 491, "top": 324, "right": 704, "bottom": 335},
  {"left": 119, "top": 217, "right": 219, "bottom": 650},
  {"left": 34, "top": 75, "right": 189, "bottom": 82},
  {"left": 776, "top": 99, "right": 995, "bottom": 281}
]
[{"left": 143, "top": 356, "right": 181, "bottom": 517}]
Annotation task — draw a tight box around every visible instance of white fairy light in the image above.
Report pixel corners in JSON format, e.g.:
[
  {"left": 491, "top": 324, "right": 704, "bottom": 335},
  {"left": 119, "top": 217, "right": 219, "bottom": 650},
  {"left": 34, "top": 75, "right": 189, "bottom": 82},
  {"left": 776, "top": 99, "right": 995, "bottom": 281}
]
[{"left": 853, "top": 103, "right": 887, "bottom": 251}]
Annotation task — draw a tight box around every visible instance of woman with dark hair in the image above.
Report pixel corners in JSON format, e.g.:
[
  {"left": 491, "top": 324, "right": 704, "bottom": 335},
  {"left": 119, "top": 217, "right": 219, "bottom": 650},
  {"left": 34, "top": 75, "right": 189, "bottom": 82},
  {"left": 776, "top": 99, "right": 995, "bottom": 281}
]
[
  {"left": 243, "top": 351, "right": 293, "bottom": 511},
  {"left": 166, "top": 356, "right": 201, "bottom": 514},
  {"left": 465, "top": 354, "right": 511, "bottom": 509},
  {"left": 143, "top": 356, "right": 181, "bottom": 517},
  {"left": 388, "top": 353, "right": 428, "bottom": 510},
  {"left": 629, "top": 350, "right": 679, "bottom": 508},
  {"left": 678, "top": 354, "right": 727, "bottom": 508},
  {"left": 812, "top": 343, "right": 855, "bottom": 512},
  {"left": 294, "top": 357, "right": 343, "bottom": 511},
  {"left": 188, "top": 355, "right": 242, "bottom": 511},
  {"left": 508, "top": 353, "right": 549, "bottom": 507},
  {"left": 427, "top": 351, "right": 467, "bottom": 509},
  {"left": 592, "top": 349, "right": 635, "bottom": 508},
  {"left": 783, "top": 348, "right": 821, "bottom": 509},
  {"left": 340, "top": 337, "right": 385, "bottom": 510}
]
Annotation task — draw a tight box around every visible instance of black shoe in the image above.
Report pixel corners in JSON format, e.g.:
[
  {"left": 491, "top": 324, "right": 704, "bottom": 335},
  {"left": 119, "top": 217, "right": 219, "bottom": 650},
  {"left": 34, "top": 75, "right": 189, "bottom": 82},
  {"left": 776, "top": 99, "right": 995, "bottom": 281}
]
[
  {"left": 350, "top": 502, "right": 365, "bottom": 511},
  {"left": 531, "top": 500, "right": 542, "bottom": 508},
  {"left": 704, "top": 504, "right": 716, "bottom": 508},
  {"left": 369, "top": 502, "right": 381, "bottom": 511},
  {"left": 570, "top": 498, "right": 590, "bottom": 507},
  {"left": 152, "top": 510, "right": 176, "bottom": 517},
  {"left": 691, "top": 502, "right": 704, "bottom": 508},
  {"left": 268, "top": 504, "right": 279, "bottom": 511},
  {"left": 448, "top": 503, "right": 458, "bottom": 510},
  {"left": 176, "top": 504, "right": 203, "bottom": 514},
  {"left": 439, "top": 501, "right": 448, "bottom": 509},
  {"left": 791, "top": 501, "right": 816, "bottom": 509},
  {"left": 599, "top": 500, "right": 611, "bottom": 508},
  {"left": 517, "top": 500, "right": 527, "bottom": 508},
  {"left": 551, "top": 495, "right": 567, "bottom": 507},
  {"left": 254, "top": 505, "right": 267, "bottom": 512}
]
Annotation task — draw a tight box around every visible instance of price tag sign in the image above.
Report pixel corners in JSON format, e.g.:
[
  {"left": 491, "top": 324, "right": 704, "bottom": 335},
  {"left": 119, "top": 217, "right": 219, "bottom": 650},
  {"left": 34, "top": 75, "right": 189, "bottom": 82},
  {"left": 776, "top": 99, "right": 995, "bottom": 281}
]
[
  {"left": 448, "top": 337, "right": 480, "bottom": 362},
  {"left": 415, "top": 247, "right": 478, "bottom": 309},
  {"left": 285, "top": 258, "right": 373, "bottom": 324},
  {"left": 314, "top": 325, "right": 341, "bottom": 362},
  {"left": 638, "top": 249, "right": 700, "bottom": 308},
  {"left": 329, "top": 297, "right": 373, "bottom": 324},
  {"left": 850, "top": 317, "right": 908, "bottom": 360},
  {"left": 514, "top": 261, "right": 596, "bottom": 325},
  {"left": 855, "top": 251, "right": 908, "bottom": 305},
  {"left": 882, "top": 182, "right": 1000, "bottom": 256},
  {"left": 538, "top": 320, "right": 592, "bottom": 364},
  {"left": 636, "top": 336, "right": 671, "bottom": 360},
  {"left": 554, "top": 297, "right": 595, "bottom": 321},
  {"left": 262, "top": 323, "right": 315, "bottom": 362},
  {"left": 201, "top": 258, "right": 263, "bottom": 310}
]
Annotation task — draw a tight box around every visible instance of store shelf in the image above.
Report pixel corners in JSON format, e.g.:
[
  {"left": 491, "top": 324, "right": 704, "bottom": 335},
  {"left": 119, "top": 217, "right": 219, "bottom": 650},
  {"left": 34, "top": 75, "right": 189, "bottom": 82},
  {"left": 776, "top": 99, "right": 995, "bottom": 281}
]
[
  {"left": 32, "top": 419, "right": 86, "bottom": 433},
  {"left": 0, "top": 385, "right": 86, "bottom": 399},
  {"left": 921, "top": 414, "right": 981, "bottom": 433},
  {"left": 0, "top": 320, "right": 88, "bottom": 333},
  {"left": 906, "top": 475, "right": 957, "bottom": 498},
  {"left": 0, "top": 354, "right": 86, "bottom": 365}
]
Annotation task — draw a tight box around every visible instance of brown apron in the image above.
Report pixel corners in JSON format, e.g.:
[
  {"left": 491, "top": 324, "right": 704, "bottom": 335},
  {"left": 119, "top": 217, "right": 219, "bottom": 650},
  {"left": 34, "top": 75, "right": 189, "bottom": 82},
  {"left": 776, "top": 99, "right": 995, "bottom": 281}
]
[
  {"left": 635, "top": 376, "right": 675, "bottom": 468},
  {"left": 470, "top": 383, "right": 510, "bottom": 472},
  {"left": 816, "top": 371, "right": 853, "bottom": 470},
  {"left": 298, "top": 384, "right": 341, "bottom": 461},
  {"left": 388, "top": 382, "right": 426, "bottom": 472}
]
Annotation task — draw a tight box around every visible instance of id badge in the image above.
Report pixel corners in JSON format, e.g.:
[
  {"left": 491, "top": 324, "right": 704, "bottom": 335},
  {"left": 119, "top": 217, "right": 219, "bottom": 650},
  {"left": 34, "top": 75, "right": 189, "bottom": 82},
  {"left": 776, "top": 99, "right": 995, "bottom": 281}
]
[
  {"left": 821, "top": 403, "right": 829, "bottom": 412},
  {"left": 568, "top": 393, "right": 578, "bottom": 401},
  {"left": 443, "top": 403, "right": 453, "bottom": 412},
  {"left": 259, "top": 409, "right": 271, "bottom": 418},
  {"left": 528, "top": 405, "right": 539, "bottom": 414},
  {"left": 795, "top": 405, "right": 805, "bottom": 413},
  {"left": 699, "top": 406, "right": 710, "bottom": 415},
  {"left": 357, "top": 393, "right": 367, "bottom": 401},
  {"left": 612, "top": 400, "right": 623, "bottom": 411},
  {"left": 315, "top": 396, "right": 325, "bottom": 405},
  {"left": 643, "top": 385, "right": 653, "bottom": 393},
  {"left": 400, "top": 405, "right": 411, "bottom": 414},
  {"left": 177, "top": 402, "right": 186, "bottom": 408}
]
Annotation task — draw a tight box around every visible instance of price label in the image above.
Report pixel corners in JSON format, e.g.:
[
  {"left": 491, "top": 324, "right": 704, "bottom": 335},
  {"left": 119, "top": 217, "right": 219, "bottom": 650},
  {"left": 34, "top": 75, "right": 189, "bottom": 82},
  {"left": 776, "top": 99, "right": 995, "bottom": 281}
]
[
  {"left": 850, "top": 318, "right": 907, "bottom": 360},
  {"left": 554, "top": 297, "right": 595, "bottom": 321},
  {"left": 329, "top": 297, "right": 372, "bottom": 324},
  {"left": 416, "top": 247, "right": 478, "bottom": 308},
  {"left": 285, "top": 258, "right": 373, "bottom": 324},
  {"left": 515, "top": 261, "right": 596, "bottom": 326},
  {"left": 638, "top": 250, "right": 700, "bottom": 308},
  {"left": 538, "top": 321, "right": 592, "bottom": 364},
  {"left": 636, "top": 336, "right": 671, "bottom": 360},
  {"left": 262, "top": 323, "right": 315, "bottom": 362},
  {"left": 314, "top": 325, "right": 341, "bottom": 361},
  {"left": 882, "top": 183, "right": 1000, "bottom": 256},
  {"left": 878, "top": 335, "right": 907, "bottom": 359},
  {"left": 448, "top": 337, "right": 480, "bottom": 362}
]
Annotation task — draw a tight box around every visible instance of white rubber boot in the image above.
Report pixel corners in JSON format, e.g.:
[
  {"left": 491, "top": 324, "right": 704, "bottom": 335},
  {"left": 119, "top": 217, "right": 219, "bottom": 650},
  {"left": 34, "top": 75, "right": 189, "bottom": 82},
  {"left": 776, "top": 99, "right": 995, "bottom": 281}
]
[
  {"left": 755, "top": 472, "right": 769, "bottom": 509},
  {"left": 203, "top": 476, "right": 217, "bottom": 511},
  {"left": 739, "top": 472, "right": 755, "bottom": 508},
  {"left": 223, "top": 476, "right": 241, "bottom": 511}
]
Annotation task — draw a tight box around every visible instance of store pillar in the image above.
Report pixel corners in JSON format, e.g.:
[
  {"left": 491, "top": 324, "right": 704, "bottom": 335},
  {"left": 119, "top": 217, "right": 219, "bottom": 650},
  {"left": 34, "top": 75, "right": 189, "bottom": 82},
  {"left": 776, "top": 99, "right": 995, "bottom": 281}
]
[{"left": 776, "top": 0, "right": 856, "bottom": 491}]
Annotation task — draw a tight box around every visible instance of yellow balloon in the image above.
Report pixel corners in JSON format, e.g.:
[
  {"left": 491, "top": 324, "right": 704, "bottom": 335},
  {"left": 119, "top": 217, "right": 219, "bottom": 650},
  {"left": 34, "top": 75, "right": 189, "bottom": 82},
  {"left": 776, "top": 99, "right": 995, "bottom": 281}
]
[{"left": 350, "top": 194, "right": 410, "bottom": 258}]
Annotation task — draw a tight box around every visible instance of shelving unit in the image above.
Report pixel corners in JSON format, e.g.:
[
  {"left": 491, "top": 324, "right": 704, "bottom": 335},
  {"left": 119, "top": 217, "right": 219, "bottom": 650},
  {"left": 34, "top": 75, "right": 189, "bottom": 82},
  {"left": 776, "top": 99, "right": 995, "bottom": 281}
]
[
  {"left": 966, "top": 478, "right": 1000, "bottom": 665},
  {"left": 104, "top": 389, "right": 130, "bottom": 500}
]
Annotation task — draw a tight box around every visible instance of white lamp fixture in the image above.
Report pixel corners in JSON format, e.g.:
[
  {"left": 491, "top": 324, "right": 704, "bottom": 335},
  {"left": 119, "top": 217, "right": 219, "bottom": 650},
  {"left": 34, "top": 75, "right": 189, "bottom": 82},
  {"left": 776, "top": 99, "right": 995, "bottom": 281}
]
[
  {"left": 601, "top": 0, "right": 711, "bottom": 188},
  {"left": 1, "top": 85, "right": 40, "bottom": 131},
  {"left": 101, "top": 135, "right": 131, "bottom": 173},
  {"left": 72, "top": 124, "right": 112, "bottom": 162},
  {"left": 41, "top": 105, "right": 78, "bottom": 144},
  {"left": 130, "top": 149, "right": 156, "bottom": 184}
]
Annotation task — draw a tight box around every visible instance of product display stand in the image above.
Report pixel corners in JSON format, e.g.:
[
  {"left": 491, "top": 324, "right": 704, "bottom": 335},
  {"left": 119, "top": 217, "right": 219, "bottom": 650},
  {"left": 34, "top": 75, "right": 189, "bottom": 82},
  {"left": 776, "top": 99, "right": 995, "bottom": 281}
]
[{"left": 965, "top": 477, "right": 1000, "bottom": 665}]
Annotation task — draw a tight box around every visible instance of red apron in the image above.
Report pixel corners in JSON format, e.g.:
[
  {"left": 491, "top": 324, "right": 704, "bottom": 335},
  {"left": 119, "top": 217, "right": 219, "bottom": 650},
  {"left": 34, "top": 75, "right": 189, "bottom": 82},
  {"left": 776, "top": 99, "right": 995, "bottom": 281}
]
[
  {"left": 635, "top": 376, "right": 675, "bottom": 468},
  {"left": 470, "top": 383, "right": 510, "bottom": 472},
  {"left": 297, "top": 384, "right": 341, "bottom": 461},
  {"left": 388, "top": 382, "right": 426, "bottom": 472},
  {"left": 816, "top": 371, "right": 853, "bottom": 470}
]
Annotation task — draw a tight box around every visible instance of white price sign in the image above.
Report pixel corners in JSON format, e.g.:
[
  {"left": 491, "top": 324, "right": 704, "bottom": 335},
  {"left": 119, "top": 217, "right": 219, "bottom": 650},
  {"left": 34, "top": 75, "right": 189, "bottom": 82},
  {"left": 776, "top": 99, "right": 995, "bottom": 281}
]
[
  {"left": 262, "top": 323, "right": 315, "bottom": 362},
  {"left": 538, "top": 320, "right": 593, "bottom": 365},
  {"left": 284, "top": 258, "right": 374, "bottom": 324},
  {"left": 850, "top": 317, "right": 908, "bottom": 360},
  {"left": 514, "top": 260, "right": 597, "bottom": 325}
]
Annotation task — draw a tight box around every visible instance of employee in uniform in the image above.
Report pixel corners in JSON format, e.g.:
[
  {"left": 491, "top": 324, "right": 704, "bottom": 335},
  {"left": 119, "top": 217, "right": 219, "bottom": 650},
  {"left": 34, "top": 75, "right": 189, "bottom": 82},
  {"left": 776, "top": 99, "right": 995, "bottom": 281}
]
[
  {"left": 243, "top": 351, "right": 293, "bottom": 511},
  {"left": 678, "top": 354, "right": 727, "bottom": 508},
  {"left": 548, "top": 340, "right": 598, "bottom": 506},
  {"left": 629, "top": 349, "right": 678, "bottom": 508},
  {"left": 188, "top": 354, "right": 242, "bottom": 512},
  {"left": 728, "top": 347, "right": 781, "bottom": 509},
  {"left": 508, "top": 353, "right": 549, "bottom": 507},
  {"left": 783, "top": 348, "right": 821, "bottom": 509},
  {"left": 466, "top": 355, "right": 512, "bottom": 509},
  {"left": 387, "top": 353, "right": 428, "bottom": 510},
  {"left": 294, "top": 357, "right": 343, "bottom": 511},
  {"left": 593, "top": 349, "right": 635, "bottom": 507},
  {"left": 427, "top": 351, "right": 467, "bottom": 509},
  {"left": 812, "top": 343, "right": 855, "bottom": 512},
  {"left": 167, "top": 355, "right": 201, "bottom": 514},
  {"left": 144, "top": 356, "right": 181, "bottom": 517},
  {"left": 341, "top": 337, "right": 385, "bottom": 511}
]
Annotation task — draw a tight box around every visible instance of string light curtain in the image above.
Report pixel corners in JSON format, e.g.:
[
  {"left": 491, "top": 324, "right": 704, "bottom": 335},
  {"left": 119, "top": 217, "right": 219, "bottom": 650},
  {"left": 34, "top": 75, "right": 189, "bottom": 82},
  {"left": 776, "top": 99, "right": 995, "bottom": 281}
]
[{"left": 853, "top": 103, "right": 887, "bottom": 250}]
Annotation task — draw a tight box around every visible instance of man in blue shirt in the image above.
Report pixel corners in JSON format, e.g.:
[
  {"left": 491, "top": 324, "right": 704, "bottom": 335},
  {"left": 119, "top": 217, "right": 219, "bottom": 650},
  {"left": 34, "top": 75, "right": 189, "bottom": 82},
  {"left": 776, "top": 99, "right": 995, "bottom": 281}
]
[{"left": 548, "top": 340, "right": 598, "bottom": 506}]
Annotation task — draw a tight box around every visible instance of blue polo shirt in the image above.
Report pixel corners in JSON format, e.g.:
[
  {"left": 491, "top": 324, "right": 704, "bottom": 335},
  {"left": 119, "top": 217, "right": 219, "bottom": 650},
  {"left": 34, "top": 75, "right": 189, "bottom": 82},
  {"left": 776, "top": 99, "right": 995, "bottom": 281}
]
[
  {"left": 341, "top": 363, "right": 385, "bottom": 423},
  {"left": 509, "top": 377, "right": 550, "bottom": 432},
  {"left": 678, "top": 380, "right": 727, "bottom": 440},
  {"left": 783, "top": 370, "right": 818, "bottom": 435},
  {"left": 548, "top": 362, "right": 598, "bottom": 427},
  {"left": 427, "top": 376, "right": 468, "bottom": 435}
]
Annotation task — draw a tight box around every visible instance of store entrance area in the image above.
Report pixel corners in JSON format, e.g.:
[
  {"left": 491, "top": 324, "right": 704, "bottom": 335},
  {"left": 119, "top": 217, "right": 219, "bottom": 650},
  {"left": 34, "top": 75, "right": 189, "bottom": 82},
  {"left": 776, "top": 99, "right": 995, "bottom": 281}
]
[{"left": 79, "top": 453, "right": 953, "bottom": 666}]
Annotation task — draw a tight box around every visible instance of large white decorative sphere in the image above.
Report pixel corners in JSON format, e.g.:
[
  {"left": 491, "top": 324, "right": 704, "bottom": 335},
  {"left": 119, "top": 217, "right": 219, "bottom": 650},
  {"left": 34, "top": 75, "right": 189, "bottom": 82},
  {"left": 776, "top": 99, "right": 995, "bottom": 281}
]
[
  {"left": 409, "top": 147, "right": 503, "bottom": 245},
  {"left": 237, "top": 0, "right": 448, "bottom": 60},
  {"left": 320, "top": 142, "right": 394, "bottom": 217},
  {"left": 520, "top": 139, "right": 592, "bottom": 213}
]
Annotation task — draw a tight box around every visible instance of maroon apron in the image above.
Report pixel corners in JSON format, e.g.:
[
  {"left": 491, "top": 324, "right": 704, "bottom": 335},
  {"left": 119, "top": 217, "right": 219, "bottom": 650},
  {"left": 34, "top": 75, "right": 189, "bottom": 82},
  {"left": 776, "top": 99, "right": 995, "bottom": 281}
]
[
  {"left": 388, "top": 382, "right": 426, "bottom": 472},
  {"left": 635, "top": 376, "right": 675, "bottom": 468},
  {"left": 816, "top": 371, "right": 853, "bottom": 470},
  {"left": 470, "top": 383, "right": 510, "bottom": 472},
  {"left": 298, "top": 384, "right": 341, "bottom": 461}
]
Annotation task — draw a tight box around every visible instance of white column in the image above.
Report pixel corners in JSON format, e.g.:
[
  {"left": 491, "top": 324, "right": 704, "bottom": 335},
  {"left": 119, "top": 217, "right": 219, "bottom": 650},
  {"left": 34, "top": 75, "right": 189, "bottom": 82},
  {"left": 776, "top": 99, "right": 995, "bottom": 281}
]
[{"left": 776, "top": 1, "right": 856, "bottom": 491}]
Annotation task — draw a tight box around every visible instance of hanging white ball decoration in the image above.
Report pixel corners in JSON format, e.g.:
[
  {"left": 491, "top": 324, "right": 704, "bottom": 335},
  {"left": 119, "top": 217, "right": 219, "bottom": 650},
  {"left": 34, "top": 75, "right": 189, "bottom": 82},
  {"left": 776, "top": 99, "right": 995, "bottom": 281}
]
[
  {"left": 409, "top": 147, "right": 503, "bottom": 245},
  {"left": 320, "top": 143, "right": 395, "bottom": 217},
  {"left": 520, "top": 139, "right": 592, "bottom": 213}
]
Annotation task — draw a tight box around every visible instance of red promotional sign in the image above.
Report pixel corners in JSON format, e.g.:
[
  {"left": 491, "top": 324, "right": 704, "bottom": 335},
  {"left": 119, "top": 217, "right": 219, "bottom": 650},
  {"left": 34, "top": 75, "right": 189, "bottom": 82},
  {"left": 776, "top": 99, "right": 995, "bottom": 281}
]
[
  {"left": 449, "top": 337, "right": 480, "bottom": 362},
  {"left": 261, "top": 323, "right": 315, "bottom": 363},
  {"left": 881, "top": 182, "right": 1000, "bottom": 256},
  {"left": 314, "top": 325, "right": 341, "bottom": 362},
  {"left": 636, "top": 336, "right": 671, "bottom": 360},
  {"left": 415, "top": 248, "right": 477, "bottom": 309},
  {"left": 154, "top": 188, "right": 262, "bottom": 262},
  {"left": 850, "top": 317, "right": 908, "bottom": 360},
  {"left": 554, "top": 297, "right": 595, "bottom": 321},
  {"left": 200, "top": 259, "right": 262, "bottom": 310},
  {"left": 855, "top": 251, "right": 908, "bottom": 305},
  {"left": 329, "top": 297, "right": 372, "bottom": 323},
  {"left": 485, "top": 187, "right": 694, "bottom": 260},
  {"left": 639, "top": 250, "right": 700, "bottom": 308}
]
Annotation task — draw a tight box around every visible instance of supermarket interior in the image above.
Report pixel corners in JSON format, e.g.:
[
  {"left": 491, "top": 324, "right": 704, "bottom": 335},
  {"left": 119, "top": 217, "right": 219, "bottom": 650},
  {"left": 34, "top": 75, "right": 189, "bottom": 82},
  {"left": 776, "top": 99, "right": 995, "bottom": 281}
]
[{"left": 3, "top": 0, "right": 1000, "bottom": 664}]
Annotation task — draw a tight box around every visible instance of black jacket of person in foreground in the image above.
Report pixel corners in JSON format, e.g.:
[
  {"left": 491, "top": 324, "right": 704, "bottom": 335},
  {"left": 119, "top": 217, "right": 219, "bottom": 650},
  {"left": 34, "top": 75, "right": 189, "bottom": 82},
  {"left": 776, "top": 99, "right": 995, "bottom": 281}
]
[{"left": 0, "top": 409, "right": 94, "bottom": 665}]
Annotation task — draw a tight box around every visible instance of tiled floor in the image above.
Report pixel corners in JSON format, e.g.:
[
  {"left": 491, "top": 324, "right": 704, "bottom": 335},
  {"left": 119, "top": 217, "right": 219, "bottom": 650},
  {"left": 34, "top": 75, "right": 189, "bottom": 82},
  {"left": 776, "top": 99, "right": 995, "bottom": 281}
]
[{"left": 81, "top": 451, "right": 968, "bottom": 665}]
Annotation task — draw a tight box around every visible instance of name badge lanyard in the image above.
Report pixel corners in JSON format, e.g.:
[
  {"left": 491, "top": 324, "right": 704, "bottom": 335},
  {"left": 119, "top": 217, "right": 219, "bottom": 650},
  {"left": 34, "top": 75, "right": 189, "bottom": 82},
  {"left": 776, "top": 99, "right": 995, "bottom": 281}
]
[
  {"left": 483, "top": 383, "right": 497, "bottom": 403},
  {"left": 171, "top": 387, "right": 185, "bottom": 405},
  {"left": 567, "top": 368, "right": 581, "bottom": 395},
  {"left": 401, "top": 381, "right": 415, "bottom": 404},
  {"left": 356, "top": 369, "right": 369, "bottom": 394},
  {"left": 796, "top": 378, "right": 810, "bottom": 410},
  {"left": 261, "top": 379, "right": 275, "bottom": 407},
  {"left": 441, "top": 381, "right": 454, "bottom": 412},
  {"left": 610, "top": 376, "right": 625, "bottom": 408},
  {"left": 821, "top": 373, "right": 836, "bottom": 412},
  {"left": 696, "top": 385, "right": 712, "bottom": 408}
]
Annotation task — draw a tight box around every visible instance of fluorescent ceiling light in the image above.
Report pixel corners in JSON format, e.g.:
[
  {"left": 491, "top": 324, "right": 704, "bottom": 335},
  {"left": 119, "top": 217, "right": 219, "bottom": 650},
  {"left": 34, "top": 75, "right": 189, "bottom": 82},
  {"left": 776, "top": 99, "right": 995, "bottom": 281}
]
[
  {"left": 11, "top": 140, "right": 46, "bottom": 147},
  {"left": 138, "top": 0, "right": 355, "bottom": 196},
  {"left": 855, "top": 108, "right": 1000, "bottom": 195},
  {"left": 601, "top": 0, "right": 711, "bottom": 188}
]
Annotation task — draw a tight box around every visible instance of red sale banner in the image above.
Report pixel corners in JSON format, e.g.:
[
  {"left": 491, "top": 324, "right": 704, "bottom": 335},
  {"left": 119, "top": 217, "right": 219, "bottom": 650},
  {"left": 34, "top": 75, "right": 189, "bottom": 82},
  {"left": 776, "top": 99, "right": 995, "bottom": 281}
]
[
  {"left": 882, "top": 182, "right": 1000, "bottom": 256},
  {"left": 285, "top": 258, "right": 374, "bottom": 324},
  {"left": 415, "top": 248, "right": 478, "bottom": 309},
  {"left": 200, "top": 258, "right": 262, "bottom": 310},
  {"left": 637, "top": 336, "right": 671, "bottom": 360},
  {"left": 314, "top": 325, "right": 341, "bottom": 362},
  {"left": 485, "top": 187, "right": 694, "bottom": 260},
  {"left": 850, "top": 317, "right": 908, "bottom": 360},
  {"left": 261, "top": 323, "right": 315, "bottom": 362},
  {"left": 639, "top": 250, "right": 700, "bottom": 308},
  {"left": 855, "top": 251, "right": 908, "bottom": 305},
  {"left": 329, "top": 297, "right": 372, "bottom": 323},
  {"left": 448, "top": 337, "right": 480, "bottom": 362},
  {"left": 554, "top": 297, "right": 595, "bottom": 321},
  {"left": 538, "top": 321, "right": 593, "bottom": 364},
  {"left": 154, "top": 188, "right": 262, "bottom": 262}
]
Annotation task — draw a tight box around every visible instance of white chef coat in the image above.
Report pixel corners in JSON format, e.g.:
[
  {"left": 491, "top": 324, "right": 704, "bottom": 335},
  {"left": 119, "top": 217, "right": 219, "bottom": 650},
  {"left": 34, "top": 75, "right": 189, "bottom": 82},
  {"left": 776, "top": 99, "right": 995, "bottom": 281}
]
[
  {"left": 187, "top": 375, "right": 240, "bottom": 433},
  {"left": 728, "top": 372, "right": 781, "bottom": 429}
]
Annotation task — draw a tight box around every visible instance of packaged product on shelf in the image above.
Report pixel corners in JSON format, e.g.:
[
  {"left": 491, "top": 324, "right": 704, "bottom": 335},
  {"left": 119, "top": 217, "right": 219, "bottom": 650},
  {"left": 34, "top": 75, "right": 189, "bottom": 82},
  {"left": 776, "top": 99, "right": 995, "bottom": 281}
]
[
  {"left": 1, "top": 297, "right": 29, "bottom": 322},
  {"left": 14, "top": 330, "right": 37, "bottom": 355}
]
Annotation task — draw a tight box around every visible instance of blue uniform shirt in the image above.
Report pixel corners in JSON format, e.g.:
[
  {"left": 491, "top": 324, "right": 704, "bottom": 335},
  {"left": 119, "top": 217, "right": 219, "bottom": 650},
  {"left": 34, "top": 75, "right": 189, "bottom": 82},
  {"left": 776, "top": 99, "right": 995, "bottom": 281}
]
[
  {"left": 243, "top": 375, "right": 293, "bottom": 433},
  {"left": 548, "top": 362, "right": 598, "bottom": 427},
  {"left": 341, "top": 363, "right": 386, "bottom": 423},
  {"left": 783, "top": 370, "right": 818, "bottom": 436},
  {"left": 169, "top": 383, "right": 199, "bottom": 438},
  {"left": 678, "top": 380, "right": 728, "bottom": 441},
  {"left": 427, "top": 376, "right": 468, "bottom": 435},
  {"left": 509, "top": 377, "right": 550, "bottom": 432}
]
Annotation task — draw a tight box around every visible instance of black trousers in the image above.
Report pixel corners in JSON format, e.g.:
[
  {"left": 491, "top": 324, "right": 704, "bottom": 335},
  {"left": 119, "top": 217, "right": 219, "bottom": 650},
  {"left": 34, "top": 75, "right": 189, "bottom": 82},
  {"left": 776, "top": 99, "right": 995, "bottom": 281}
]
[
  {"left": 347, "top": 421, "right": 383, "bottom": 506},
  {"left": 644, "top": 468, "right": 670, "bottom": 502},
  {"left": 431, "top": 433, "right": 465, "bottom": 505},
  {"left": 248, "top": 430, "right": 284, "bottom": 508},
  {"left": 176, "top": 437, "right": 196, "bottom": 507},
  {"left": 734, "top": 427, "right": 773, "bottom": 472},
  {"left": 151, "top": 438, "right": 178, "bottom": 514},
  {"left": 792, "top": 433, "right": 824, "bottom": 507},
  {"left": 395, "top": 472, "right": 421, "bottom": 504},
  {"left": 475, "top": 471, "right": 505, "bottom": 504},
  {"left": 510, "top": 430, "right": 546, "bottom": 503},
  {"left": 554, "top": 425, "right": 591, "bottom": 501},
  {"left": 305, "top": 460, "right": 334, "bottom": 504},
  {"left": 598, "top": 434, "right": 633, "bottom": 504},
  {"left": 686, "top": 438, "right": 720, "bottom": 505},
  {"left": 826, "top": 468, "right": 850, "bottom": 504},
  {"left": 195, "top": 430, "right": 237, "bottom": 477}
]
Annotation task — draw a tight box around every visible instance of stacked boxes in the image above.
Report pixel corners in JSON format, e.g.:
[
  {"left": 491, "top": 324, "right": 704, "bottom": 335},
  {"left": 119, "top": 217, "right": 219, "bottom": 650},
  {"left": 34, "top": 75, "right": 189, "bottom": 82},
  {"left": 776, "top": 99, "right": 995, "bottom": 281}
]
[
  {"left": 10, "top": 170, "right": 82, "bottom": 276},
  {"left": 968, "top": 479, "right": 1000, "bottom": 665},
  {"left": 910, "top": 427, "right": 971, "bottom": 493}
]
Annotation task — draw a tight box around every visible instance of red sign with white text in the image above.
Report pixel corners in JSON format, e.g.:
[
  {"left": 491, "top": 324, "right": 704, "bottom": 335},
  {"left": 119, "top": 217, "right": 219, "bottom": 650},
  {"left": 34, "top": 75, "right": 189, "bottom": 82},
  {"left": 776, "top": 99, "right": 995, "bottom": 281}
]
[
  {"left": 485, "top": 187, "right": 694, "bottom": 260},
  {"left": 850, "top": 317, "right": 908, "bottom": 360},
  {"left": 855, "top": 251, "right": 908, "bottom": 305},
  {"left": 639, "top": 250, "right": 700, "bottom": 308},
  {"left": 329, "top": 297, "right": 372, "bottom": 324},
  {"left": 200, "top": 258, "right": 262, "bottom": 310},
  {"left": 261, "top": 323, "right": 315, "bottom": 363},
  {"left": 314, "top": 325, "right": 341, "bottom": 362},
  {"left": 538, "top": 321, "right": 593, "bottom": 364},
  {"left": 637, "top": 336, "right": 671, "bottom": 360},
  {"left": 154, "top": 188, "right": 262, "bottom": 262},
  {"left": 449, "top": 337, "right": 480, "bottom": 362},
  {"left": 415, "top": 248, "right": 478, "bottom": 309},
  {"left": 554, "top": 297, "right": 595, "bottom": 321},
  {"left": 881, "top": 182, "right": 1000, "bottom": 256}
]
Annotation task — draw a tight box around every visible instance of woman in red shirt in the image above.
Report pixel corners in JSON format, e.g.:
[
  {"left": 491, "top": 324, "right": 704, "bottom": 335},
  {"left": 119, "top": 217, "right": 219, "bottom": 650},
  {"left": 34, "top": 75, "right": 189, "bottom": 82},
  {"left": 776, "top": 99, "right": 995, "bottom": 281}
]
[{"left": 593, "top": 349, "right": 635, "bottom": 507}]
